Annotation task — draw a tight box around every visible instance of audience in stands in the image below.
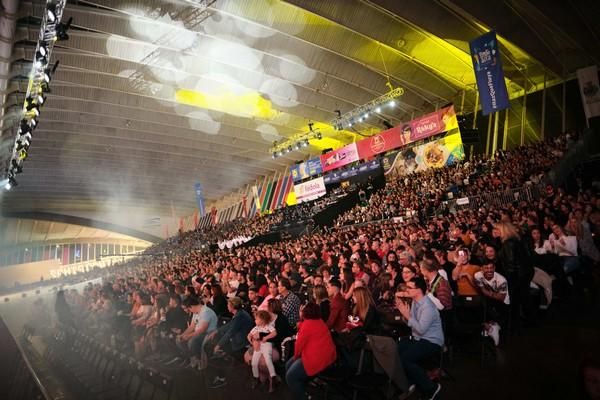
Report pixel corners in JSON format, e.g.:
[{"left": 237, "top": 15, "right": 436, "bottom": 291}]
[{"left": 49, "top": 131, "right": 600, "bottom": 400}]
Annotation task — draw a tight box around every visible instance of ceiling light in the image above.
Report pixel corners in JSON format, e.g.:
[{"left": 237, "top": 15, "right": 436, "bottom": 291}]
[
  {"left": 358, "top": 117, "right": 363, "bottom": 122},
  {"left": 47, "top": 3, "right": 57, "bottom": 23},
  {"left": 375, "top": 107, "right": 382, "bottom": 113},
  {"left": 287, "top": 145, "right": 292, "bottom": 153},
  {"left": 316, "top": 132, "right": 322, "bottom": 140},
  {"left": 388, "top": 100, "right": 396, "bottom": 107},
  {"left": 272, "top": 152, "right": 276, "bottom": 159},
  {"left": 364, "top": 112, "right": 369, "bottom": 118},
  {"left": 294, "top": 142, "right": 301, "bottom": 151},
  {"left": 303, "top": 139, "right": 309, "bottom": 147}
]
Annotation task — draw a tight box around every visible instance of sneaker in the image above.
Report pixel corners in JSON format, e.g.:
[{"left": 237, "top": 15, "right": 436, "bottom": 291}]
[
  {"left": 489, "top": 323, "right": 501, "bottom": 347},
  {"left": 209, "top": 376, "right": 227, "bottom": 389},
  {"left": 428, "top": 383, "right": 441, "bottom": 400}
]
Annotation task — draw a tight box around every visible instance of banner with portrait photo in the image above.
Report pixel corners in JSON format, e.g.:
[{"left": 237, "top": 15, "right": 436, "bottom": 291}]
[
  {"left": 291, "top": 157, "right": 323, "bottom": 182},
  {"left": 382, "top": 132, "right": 465, "bottom": 176}
]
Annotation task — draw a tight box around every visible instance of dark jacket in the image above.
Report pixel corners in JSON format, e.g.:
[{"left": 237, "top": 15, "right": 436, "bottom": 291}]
[
  {"left": 216, "top": 309, "right": 253, "bottom": 352},
  {"left": 498, "top": 237, "right": 534, "bottom": 279}
]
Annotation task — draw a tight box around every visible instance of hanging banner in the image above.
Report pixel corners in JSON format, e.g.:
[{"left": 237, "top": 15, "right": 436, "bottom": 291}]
[
  {"left": 382, "top": 132, "right": 465, "bottom": 176},
  {"left": 469, "top": 31, "right": 510, "bottom": 116},
  {"left": 194, "top": 183, "right": 205, "bottom": 217},
  {"left": 577, "top": 65, "right": 600, "bottom": 120},
  {"left": 320, "top": 143, "right": 359, "bottom": 172},
  {"left": 356, "top": 126, "right": 406, "bottom": 159},
  {"left": 291, "top": 157, "right": 323, "bottom": 182},
  {"left": 294, "top": 176, "right": 327, "bottom": 203},
  {"left": 404, "top": 105, "right": 459, "bottom": 142}
]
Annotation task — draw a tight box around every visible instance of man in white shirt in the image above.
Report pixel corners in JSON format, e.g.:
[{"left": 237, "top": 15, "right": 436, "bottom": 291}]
[{"left": 474, "top": 262, "right": 509, "bottom": 346}]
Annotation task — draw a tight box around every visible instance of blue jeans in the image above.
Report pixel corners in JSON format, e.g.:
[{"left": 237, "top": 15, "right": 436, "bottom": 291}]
[
  {"left": 397, "top": 338, "right": 440, "bottom": 397},
  {"left": 286, "top": 358, "right": 308, "bottom": 400}
]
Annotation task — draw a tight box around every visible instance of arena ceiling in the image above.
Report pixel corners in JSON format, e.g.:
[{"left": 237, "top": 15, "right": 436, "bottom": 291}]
[{"left": 0, "top": 0, "right": 598, "bottom": 228}]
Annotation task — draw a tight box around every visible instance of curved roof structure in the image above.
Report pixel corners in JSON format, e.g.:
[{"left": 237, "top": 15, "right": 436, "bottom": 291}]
[{"left": 0, "top": 0, "right": 598, "bottom": 232}]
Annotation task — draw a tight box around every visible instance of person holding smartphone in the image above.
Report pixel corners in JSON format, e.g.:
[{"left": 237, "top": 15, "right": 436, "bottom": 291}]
[{"left": 451, "top": 247, "right": 480, "bottom": 300}]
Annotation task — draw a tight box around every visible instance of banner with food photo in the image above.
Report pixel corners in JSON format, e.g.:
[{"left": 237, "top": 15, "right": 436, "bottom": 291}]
[{"left": 382, "top": 131, "right": 464, "bottom": 176}]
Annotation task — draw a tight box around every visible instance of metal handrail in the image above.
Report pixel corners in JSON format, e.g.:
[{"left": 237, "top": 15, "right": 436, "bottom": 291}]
[{"left": 0, "top": 317, "right": 51, "bottom": 400}]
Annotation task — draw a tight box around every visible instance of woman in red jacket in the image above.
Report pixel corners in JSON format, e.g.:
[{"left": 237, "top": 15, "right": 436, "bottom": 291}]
[{"left": 285, "top": 302, "right": 337, "bottom": 400}]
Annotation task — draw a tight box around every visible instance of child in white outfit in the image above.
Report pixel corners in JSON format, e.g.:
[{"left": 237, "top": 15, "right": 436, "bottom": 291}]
[{"left": 248, "top": 310, "right": 278, "bottom": 392}]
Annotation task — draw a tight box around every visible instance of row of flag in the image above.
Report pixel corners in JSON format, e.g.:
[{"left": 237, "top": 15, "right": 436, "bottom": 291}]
[{"left": 193, "top": 171, "right": 294, "bottom": 229}]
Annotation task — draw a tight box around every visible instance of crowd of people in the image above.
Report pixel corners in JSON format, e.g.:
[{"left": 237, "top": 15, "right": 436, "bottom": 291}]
[{"left": 51, "top": 131, "right": 599, "bottom": 400}]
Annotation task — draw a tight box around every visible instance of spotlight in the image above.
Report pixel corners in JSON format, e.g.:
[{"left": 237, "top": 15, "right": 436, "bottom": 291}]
[
  {"left": 47, "top": 3, "right": 58, "bottom": 23},
  {"left": 34, "top": 56, "right": 47, "bottom": 70},
  {"left": 375, "top": 106, "right": 382, "bottom": 113},
  {"left": 358, "top": 117, "right": 363, "bottom": 122},
  {"left": 303, "top": 139, "right": 309, "bottom": 147},
  {"left": 272, "top": 152, "right": 277, "bottom": 159},
  {"left": 363, "top": 112, "right": 369, "bottom": 119},
  {"left": 308, "top": 122, "right": 314, "bottom": 132},
  {"left": 388, "top": 100, "right": 396, "bottom": 107},
  {"left": 287, "top": 145, "right": 292, "bottom": 153},
  {"left": 348, "top": 121, "right": 353, "bottom": 127},
  {"left": 36, "top": 93, "right": 46, "bottom": 105},
  {"left": 277, "top": 150, "right": 283, "bottom": 157},
  {"left": 55, "top": 17, "right": 72, "bottom": 41},
  {"left": 36, "top": 44, "right": 48, "bottom": 60},
  {"left": 334, "top": 109, "right": 341, "bottom": 117},
  {"left": 316, "top": 132, "right": 322, "bottom": 140}
]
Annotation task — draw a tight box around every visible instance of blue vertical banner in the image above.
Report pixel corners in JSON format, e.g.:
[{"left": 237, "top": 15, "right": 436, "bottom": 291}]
[
  {"left": 194, "top": 183, "right": 205, "bottom": 217},
  {"left": 470, "top": 31, "right": 510, "bottom": 116}
]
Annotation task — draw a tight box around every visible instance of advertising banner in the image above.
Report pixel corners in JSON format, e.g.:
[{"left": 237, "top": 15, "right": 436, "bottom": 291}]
[
  {"left": 291, "top": 157, "right": 323, "bottom": 182},
  {"left": 356, "top": 126, "right": 405, "bottom": 159},
  {"left": 382, "top": 132, "right": 464, "bottom": 176},
  {"left": 294, "top": 176, "right": 327, "bottom": 203},
  {"left": 469, "top": 31, "right": 510, "bottom": 116},
  {"left": 577, "top": 65, "right": 600, "bottom": 120},
  {"left": 320, "top": 143, "right": 359, "bottom": 172},
  {"left": 403, "top": 105, "right": 459, "bottom": 142}
]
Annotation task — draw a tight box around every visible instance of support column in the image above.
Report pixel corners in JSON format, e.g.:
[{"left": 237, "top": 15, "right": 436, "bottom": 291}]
[
  {"left": 520, "top": 78, "right": 528, "bottom": 146},
  {"left": 502, "top": 108, "right": 509, "bottom": 150},
  {"left": 541, "top": 71, "right": 547, "bottom": 139},
  {"left": 492, "top": 111, "right": 499, "bottom": 156},
  {"left": 486, "top": 113, "right": 493, "bottom": 156}
]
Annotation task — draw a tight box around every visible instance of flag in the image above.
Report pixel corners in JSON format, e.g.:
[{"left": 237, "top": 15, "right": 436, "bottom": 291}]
[
  {"left": 251, "top": 185, "right": 261, "bottom": 216},
  {"left": 242, "top": 194, "right": 248, "bottom": 218},
  {"left": 577, "top": 65, "right": 600, "bottom": 120},
  {"left": 261, "top": 175, "right": 276, "bottom": 213},
  {"left": 269, "top": 174, "right": 284, "bottom": 212},
  {"left": 470, "top": 31, "right": 510, "bottom": 116}
]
